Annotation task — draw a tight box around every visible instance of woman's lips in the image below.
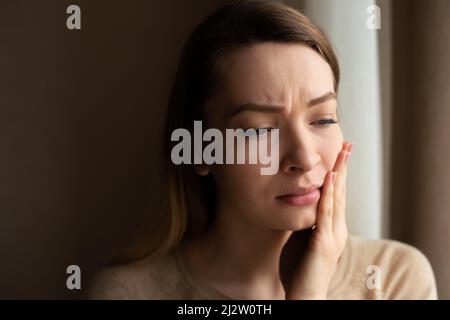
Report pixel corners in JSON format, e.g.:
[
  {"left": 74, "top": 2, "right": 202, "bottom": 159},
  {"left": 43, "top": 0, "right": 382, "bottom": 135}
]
[{"left": 276, "top": 187, "right": 321, "bottom": 206}]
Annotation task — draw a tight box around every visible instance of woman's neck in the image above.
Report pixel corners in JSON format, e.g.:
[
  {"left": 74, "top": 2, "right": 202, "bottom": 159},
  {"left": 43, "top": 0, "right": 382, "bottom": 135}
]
[{"left": 184, "top": 208, "right": 294, "bottom": 299}]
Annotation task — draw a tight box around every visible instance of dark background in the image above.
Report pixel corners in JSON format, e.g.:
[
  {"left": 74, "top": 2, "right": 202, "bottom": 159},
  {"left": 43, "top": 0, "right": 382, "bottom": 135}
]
[{"left": 0, "top": 0, "right": 224, "bottom": 298}]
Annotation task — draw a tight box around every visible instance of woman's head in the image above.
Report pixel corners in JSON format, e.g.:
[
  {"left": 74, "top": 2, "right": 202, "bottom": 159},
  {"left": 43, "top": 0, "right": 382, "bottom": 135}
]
[
  {"left": 201, "top": 41, "right": 343, "bottom": 232},
  {"left": 121, "top": 0, "right": 342, "bottom": 263}
]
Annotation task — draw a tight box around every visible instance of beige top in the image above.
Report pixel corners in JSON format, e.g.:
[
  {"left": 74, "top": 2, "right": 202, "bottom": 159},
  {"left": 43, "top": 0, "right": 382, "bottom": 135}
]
[{"left": 88, "top": 235, "right": 438, "bottom": 300}]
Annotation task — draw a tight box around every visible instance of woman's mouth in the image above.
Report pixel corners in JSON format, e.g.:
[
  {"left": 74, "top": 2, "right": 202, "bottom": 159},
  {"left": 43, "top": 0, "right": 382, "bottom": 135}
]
[{"left": 276, "top": 185, "right": 321, "bottom": 206}]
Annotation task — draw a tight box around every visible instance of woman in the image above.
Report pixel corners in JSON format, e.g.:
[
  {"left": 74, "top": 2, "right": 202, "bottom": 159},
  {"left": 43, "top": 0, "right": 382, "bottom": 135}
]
[{"left": 89, "top": 0, "right": 437, "bottom": 299}]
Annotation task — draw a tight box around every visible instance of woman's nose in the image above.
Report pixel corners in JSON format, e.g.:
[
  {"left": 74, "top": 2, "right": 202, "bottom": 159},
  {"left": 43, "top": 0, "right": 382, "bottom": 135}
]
[{"left": 279, "top": 129, "right": 321, "bottom": 174}]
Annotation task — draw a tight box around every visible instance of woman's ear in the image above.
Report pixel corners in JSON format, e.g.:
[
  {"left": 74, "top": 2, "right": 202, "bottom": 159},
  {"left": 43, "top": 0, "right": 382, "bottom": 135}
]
[{"left": 194, "top": 164, "right": 210, "bottom": 176}]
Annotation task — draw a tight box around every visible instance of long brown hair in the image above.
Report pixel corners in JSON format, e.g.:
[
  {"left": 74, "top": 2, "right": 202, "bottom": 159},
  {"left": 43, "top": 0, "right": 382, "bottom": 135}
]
[{"left": 113, "top": 0, "right": 340, "bottom": 265}]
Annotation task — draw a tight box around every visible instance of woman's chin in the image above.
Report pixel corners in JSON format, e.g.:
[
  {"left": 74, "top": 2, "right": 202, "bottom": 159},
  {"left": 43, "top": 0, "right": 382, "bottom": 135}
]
[
  {"left": 289, "top": 216, "right": 316, "bottom": 231},
  {"left": 271, "top": 206, "right": 318, "bottom": 231}
]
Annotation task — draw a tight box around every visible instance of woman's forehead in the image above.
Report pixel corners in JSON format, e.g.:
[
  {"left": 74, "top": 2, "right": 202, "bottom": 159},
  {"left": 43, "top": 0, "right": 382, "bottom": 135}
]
[{"left": 215, "top": 42, "right": 335, "bottom": 106}]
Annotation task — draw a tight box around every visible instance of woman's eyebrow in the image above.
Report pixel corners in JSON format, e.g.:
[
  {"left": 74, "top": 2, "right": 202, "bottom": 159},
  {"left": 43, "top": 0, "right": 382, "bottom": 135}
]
[
  {"left": 228, "top": 103, "right": 283, "bottom": 118},
  {"left": 228, "top": 91, "right": 336, "bottom": 119},
  {"left": 307, "top": 91, "right": 336, "bottom": 107}
]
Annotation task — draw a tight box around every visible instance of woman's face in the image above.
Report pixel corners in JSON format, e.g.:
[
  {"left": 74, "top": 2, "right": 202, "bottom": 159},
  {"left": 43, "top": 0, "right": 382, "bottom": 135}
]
[{"left": 201, "top": 42, "right": 343, "bottom": 231}]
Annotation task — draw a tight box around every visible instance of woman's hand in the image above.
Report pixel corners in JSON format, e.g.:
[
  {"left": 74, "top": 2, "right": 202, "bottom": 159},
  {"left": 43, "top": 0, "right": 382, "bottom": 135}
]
[{"left": 279, "top": 141, "right": 352, "bottom": 300}]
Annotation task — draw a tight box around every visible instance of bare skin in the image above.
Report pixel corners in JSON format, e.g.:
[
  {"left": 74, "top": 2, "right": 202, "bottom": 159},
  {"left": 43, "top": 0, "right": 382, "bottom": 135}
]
[
  {"left": 184, "top": 42, "right": 352, "bottom": 299},
  {"left": 280, "top": 142, "right": 352, "bottom": 299}
]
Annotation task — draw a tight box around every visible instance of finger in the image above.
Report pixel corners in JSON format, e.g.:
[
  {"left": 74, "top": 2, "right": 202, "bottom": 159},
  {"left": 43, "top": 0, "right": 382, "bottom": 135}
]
[
  {"left": 332, "top": 141, "right": 352, "bottom": 176},
  {"left": 343, "top": 141, "right": 352, "bottom": 152},
  {"left": 332, "top": 149, "right": 352, "bottom": 233},
  {"left": 344, "top": 142, "right": 353, "bottom": 167},
  {"left": 332, "top": 150, "right": 348, "bottom": 177},
  {"left": 347, "top": 142, "right": 353, "bottom": 153},
  {"left": 316, "top": 170, "right": 335, "bottom": 231},
  {"left": 332, "top": 168, "right": 347, "bottom": 234}
]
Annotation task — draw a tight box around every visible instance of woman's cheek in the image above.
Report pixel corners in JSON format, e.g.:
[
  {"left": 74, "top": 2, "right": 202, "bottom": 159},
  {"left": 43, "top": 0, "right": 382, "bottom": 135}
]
[
  {"left": 319, "top": 139, "right": 343, "bottom": 170},
  {"left": 212, "top": 163, "right": 262, "bottom": 191},
  {"left": 327, "top": 127, "right": 343, "bottom": 161}
]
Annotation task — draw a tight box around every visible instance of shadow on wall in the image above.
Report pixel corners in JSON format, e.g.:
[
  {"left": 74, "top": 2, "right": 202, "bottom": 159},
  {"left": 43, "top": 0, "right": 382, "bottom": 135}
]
[{"left": 0, "top": 0, "right": 223, "bottom": 299}]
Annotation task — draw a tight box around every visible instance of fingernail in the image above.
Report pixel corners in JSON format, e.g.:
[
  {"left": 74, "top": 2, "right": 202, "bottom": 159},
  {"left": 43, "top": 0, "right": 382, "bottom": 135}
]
[
  {"left": 345, "top": 151, "right": 351, "bottom": 164},
  {"left": 348, "top": 142, "right": 353, "bottom": 153},
  {"left": 332, "top": 171, "right": 337, "bottom": 183}
]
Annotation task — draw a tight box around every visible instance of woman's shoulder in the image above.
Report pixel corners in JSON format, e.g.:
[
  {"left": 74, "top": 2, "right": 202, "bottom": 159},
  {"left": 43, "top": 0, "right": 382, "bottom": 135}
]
[
  {"left": 339, "top": 235, "right": 438, "bottom": 299},
  {"left": 346, "top": 235, "right": 434, "bottom": 274},
  {"left": 347, "top": 234, "right": 429, "bottom": 262},
  {"left": 88, "top": 248, "right": 186, "bottom": 299}
]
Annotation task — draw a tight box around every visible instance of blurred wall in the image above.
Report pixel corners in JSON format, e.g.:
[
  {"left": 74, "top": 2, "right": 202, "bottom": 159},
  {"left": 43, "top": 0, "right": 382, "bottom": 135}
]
[{"left": 390, "top": 0, "right": 450, "bottom": 299}]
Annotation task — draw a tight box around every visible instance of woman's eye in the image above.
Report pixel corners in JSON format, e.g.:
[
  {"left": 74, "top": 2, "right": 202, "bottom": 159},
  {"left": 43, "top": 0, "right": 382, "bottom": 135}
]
[{"left": 312, "top": 119, "right": 338, "bottom": 127}]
